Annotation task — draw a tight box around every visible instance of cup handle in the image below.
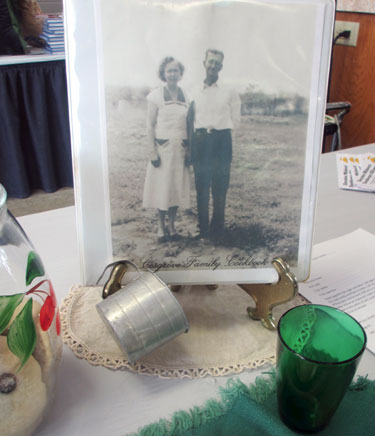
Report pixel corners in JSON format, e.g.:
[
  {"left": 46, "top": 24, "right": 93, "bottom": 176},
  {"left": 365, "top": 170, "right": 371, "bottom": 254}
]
[{"left": 96, "top": 260, "right": 141, "bottom": 299}]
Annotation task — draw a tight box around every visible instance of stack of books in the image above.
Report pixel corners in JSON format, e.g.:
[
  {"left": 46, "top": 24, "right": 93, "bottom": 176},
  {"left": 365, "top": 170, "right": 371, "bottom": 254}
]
[{"left": 40, "top": 14, "right": 64, "bottom": 54}]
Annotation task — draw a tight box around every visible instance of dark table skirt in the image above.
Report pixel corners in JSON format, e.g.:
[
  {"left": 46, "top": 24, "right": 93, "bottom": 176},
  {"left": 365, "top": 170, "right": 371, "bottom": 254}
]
[{"left": 0, "top": 60, "right": 73, "bottom": 198}]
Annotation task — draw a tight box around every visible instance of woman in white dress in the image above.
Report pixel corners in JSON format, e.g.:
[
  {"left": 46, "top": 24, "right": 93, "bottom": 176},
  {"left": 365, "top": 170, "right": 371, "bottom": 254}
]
[{"left": 143, "top": 57, "right": 191, "bottom": 243}]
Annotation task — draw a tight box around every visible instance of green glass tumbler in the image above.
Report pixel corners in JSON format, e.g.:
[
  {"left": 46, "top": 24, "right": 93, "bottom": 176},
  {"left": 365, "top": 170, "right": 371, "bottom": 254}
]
[{"left": 276, "top": 304, "right": 366, "bottom": 433}]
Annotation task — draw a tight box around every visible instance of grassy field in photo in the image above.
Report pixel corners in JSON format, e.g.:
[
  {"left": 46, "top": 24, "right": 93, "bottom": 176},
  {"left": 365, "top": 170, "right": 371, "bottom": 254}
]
[{"left": 105, "top": 93, "right": 308, "bottom": 272}]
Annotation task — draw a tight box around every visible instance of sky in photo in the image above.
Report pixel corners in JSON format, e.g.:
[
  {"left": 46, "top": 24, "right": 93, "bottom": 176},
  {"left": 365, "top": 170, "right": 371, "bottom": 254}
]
[{"left": 99, "top": 0, "right": 321, "bottom": 96}]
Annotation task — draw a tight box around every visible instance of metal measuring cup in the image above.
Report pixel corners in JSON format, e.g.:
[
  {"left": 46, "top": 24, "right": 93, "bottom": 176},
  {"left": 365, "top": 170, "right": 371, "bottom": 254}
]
[{"left": 96, "top": 260, "right": 189, "bottom": 363}]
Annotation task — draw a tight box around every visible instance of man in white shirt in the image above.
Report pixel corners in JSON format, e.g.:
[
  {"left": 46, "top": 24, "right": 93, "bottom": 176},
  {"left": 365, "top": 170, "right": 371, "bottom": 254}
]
[{"left": 189, "top": 49, "right": 241, "bottom": 240}]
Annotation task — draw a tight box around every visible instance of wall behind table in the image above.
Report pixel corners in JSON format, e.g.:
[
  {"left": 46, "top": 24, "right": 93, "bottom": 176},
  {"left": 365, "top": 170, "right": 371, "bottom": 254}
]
[
  {"left": 328, "top": 11, "right": 375, "bottom": 149},
  {"left": 37, "top": 0, "right": 62, "bottom": 13}
]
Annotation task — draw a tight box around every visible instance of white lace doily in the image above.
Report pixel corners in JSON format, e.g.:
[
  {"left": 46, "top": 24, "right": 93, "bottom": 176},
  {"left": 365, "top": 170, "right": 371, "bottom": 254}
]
[{"left": 60, "top": 284, "right": 304, "bottom": 379}]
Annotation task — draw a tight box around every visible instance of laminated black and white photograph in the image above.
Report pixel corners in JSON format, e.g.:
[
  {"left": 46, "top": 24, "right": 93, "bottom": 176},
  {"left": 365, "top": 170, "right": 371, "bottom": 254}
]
[{"left": 64, "top": 0, "right": 335, "bottom": 285}]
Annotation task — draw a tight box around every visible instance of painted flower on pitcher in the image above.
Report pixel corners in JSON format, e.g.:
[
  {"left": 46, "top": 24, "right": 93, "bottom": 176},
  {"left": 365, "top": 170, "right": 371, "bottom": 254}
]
[
  {"left": 26, "top": 279, "right": 60, "bottom": 334},
  {"left": 0, "top": 251, "right": 60, "bottom": 371}
]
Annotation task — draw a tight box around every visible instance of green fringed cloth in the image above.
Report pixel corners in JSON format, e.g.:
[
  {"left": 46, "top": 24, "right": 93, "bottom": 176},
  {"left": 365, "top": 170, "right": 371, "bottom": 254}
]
[{"left": 129, "top": 371, "right": 375, "bottom": 436}]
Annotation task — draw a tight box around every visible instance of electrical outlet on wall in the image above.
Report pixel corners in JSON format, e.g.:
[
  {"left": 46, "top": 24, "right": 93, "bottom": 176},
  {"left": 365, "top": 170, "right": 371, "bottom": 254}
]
[{"left": 334, "top": 21, "right": 360, "bottom": 46}]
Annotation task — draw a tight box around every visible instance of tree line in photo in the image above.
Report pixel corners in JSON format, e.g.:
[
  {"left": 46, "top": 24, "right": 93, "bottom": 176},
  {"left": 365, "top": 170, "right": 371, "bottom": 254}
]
[{"left": 106, "top": 85, "right": 308, "bottom": 118}]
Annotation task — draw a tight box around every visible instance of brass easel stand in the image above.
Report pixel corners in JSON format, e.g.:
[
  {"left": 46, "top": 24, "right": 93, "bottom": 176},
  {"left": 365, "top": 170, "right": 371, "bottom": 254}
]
[
  {"left": 238, "top": 257, "right": 298, "bottom": 330},
  {"left": 172, "top": 257, "right": 298, "bottom": 331}
]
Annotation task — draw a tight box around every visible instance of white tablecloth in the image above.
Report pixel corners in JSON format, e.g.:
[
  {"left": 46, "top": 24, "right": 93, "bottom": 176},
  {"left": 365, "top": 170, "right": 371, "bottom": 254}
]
[{"left": 18, "top": 145, "right": 374, "bottom": 436}]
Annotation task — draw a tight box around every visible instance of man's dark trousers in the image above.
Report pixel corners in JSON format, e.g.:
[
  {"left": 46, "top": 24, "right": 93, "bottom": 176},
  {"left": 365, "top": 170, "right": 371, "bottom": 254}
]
[{"left": 192, "top": 129, "right": 232, "bottom": 237}]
